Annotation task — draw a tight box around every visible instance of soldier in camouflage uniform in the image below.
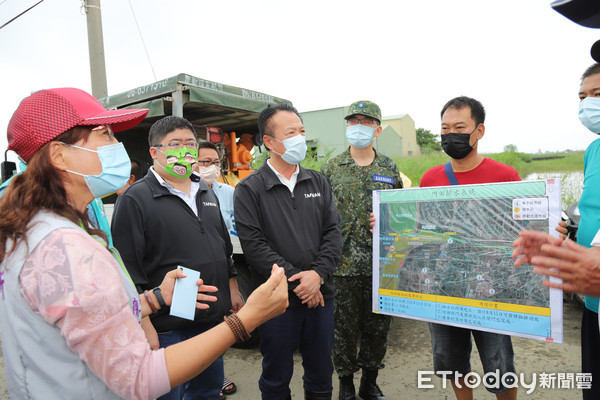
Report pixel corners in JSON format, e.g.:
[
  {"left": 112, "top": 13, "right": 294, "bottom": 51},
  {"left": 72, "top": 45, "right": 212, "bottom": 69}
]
[{"left": 321, "top": 101, "right": 403, "bottom": 400}]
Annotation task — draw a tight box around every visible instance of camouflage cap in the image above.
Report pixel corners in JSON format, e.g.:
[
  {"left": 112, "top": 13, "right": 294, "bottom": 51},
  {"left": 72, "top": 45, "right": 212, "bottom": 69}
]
[{"left": 345, "top": 100, "right": 381, "bottom": 122}]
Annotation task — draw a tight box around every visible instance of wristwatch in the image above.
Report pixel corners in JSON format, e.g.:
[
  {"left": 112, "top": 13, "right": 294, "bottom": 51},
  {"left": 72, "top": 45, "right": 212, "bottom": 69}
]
[{"left": 152, "top": 287, "right": 167, "bottom": 309}]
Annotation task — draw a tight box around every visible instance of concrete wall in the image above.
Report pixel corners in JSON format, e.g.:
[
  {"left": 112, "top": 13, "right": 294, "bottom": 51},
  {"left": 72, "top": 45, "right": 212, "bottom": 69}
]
[
  {"left": 301, "top": 106, "right": 420, "bottom": 159},
  {"left": 381, "top": 114, "right": 421, "bottom": 157}
]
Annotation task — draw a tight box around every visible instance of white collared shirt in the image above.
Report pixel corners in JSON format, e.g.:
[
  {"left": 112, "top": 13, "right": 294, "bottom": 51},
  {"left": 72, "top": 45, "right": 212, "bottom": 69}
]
[
  {"left": 592, "top": 229, "right": 600, "bottom": 247},
  {"left": 150, "top": 167, "right": 200, "bottom": 216},
  {"left": 267, "top": 159, "right": 299, "bottom": 193}
]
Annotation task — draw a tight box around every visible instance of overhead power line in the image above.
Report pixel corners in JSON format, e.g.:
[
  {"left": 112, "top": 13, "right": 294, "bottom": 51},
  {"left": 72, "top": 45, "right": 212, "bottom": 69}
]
[
  {"left": 128, "top": 0, "right": 157, "bottom": 82},
  {"left": 0, "top": 0, "right": 45, "bottom": 31}
]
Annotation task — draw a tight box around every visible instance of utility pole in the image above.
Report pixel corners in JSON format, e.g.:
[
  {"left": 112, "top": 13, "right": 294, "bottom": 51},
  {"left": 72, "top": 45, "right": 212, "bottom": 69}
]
[{"left": 85, "top": 0, "right": 108, "bottom": 99}]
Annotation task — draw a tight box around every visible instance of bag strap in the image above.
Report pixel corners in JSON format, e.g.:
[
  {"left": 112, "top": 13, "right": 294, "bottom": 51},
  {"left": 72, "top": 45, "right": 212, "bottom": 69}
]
[{"left": 443, "top": 162, "right": 460, "bottom": 186}]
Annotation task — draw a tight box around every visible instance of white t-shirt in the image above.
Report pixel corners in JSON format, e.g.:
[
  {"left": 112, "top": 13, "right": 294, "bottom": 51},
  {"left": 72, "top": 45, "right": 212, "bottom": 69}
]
[{"left": 591, "top": 229, "right": 600, "bottom": 247}]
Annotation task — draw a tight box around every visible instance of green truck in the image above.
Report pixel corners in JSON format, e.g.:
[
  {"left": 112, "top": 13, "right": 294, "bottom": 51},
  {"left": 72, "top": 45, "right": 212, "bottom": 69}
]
[{"left": 99, "top": 73, "right": 292, "bottom": 333}]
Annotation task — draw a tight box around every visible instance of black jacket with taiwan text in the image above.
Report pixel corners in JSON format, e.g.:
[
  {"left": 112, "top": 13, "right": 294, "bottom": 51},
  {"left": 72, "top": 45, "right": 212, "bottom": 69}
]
[
  {"left": 111, "top": 170, "right": 235, "bottom": 332},
  {"left": 234, "top": 161, "right": 342, "bottom": 308}
]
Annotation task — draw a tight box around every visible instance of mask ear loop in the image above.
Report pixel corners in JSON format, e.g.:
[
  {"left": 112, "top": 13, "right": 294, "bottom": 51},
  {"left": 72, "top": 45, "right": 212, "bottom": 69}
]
[
  {"left": 265, "top": 136, "right": 284, "bottom": 158},
  {"left": 151, "top": 146, "right": 167, "bottom": 172},
  {"left": 59, "top": 142, "right": 102, "bottom": 177},
  {"left": 469, "top": 124, "right": 482, "bottom": 149}
]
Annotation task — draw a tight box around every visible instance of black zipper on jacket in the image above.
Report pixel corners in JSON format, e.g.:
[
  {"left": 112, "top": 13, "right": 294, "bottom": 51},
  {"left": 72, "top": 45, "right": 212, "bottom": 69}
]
[
  {"left": 291, "top": 185, "right": 310, "bottom": 258},
  {"left": 162, "top": 191, "right": 205, "bottom": 234},
  {"left": 195, "top": 196, "right": 205, "bottom": 233},
  {"left": 197, "top": 215, "right": 204, "bottom": 233}
]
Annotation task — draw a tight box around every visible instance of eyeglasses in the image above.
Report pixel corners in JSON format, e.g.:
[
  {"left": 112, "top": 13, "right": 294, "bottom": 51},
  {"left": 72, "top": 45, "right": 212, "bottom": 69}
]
[
  {"left": 153, "top": 141, "right": 200, "bottom": 150},
  {"left": 92, "top": 125, "right": 115, "bottom": 138},
  {"left": 197, "top": 160, "right": 221, "bottom": 167},
  {"left": 347, "top": 117, "right": 379, "bottom": 126}
]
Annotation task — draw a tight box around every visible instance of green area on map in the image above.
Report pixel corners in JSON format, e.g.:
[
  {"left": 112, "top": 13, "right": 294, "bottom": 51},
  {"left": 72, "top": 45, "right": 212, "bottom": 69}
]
[{"left": 379, "top": 186, "right": 550, "bottom": 308}]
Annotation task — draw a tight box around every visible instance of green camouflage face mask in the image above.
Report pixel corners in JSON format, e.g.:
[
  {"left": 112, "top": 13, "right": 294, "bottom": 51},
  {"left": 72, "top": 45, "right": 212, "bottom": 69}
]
[{"left": 158, "top": 147, "right": 198, "bottom": 179}]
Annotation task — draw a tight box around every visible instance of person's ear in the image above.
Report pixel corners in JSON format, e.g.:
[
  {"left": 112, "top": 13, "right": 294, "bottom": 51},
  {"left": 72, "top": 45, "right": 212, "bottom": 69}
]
[
  {"left": 48, "top": 141, "right": 68, "bottom": 170},
  {"left": 263, "top": 135, "right": 273, "bottom": 151},
  {"left": 149, "top": 146, "right": 159, "bottom": 160},
  {"left": 373, "top": 125, "right": 383, "bottom": 139},
  {"left": 475, "top": 123, "right": 485, "bottom": 141}
]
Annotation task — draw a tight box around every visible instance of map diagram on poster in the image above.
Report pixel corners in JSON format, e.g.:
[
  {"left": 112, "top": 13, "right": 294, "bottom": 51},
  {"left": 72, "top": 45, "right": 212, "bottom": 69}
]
[{"left": 372, "top": 180, "right": 563, "bottom": 343}]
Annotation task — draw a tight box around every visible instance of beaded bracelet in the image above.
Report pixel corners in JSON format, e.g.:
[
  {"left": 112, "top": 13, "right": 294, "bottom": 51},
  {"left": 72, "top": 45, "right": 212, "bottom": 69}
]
[
  {"left": 143, "top": 290, "right": 158, "bottom": 314},
  {"left": 224, "top": 314, "right": 251, "bottom": 342}
]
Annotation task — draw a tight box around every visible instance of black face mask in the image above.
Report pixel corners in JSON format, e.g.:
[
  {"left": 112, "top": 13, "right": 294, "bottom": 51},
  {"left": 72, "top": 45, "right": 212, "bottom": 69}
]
[{"left": 441, "top": 127, "right": 478, "bottom": 159}]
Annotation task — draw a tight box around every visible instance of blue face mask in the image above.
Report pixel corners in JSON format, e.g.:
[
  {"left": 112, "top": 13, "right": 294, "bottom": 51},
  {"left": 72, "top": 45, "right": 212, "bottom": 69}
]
[
  {"left": 64, "top": 142, "right": 132, "bottom": 198},
  {"left": 579, "top": 97, "right": 600, "bottom": 134},
  {"left": 346, "top": 124, "right": 375, "bottom": 149},
  {"left": 270, "top": 134, "right": 307, "bottom": 165}
]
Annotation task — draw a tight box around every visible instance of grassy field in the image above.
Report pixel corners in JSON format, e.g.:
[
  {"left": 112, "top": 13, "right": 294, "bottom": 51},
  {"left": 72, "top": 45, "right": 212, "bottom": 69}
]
[
  {"left": 254, "top": 148, "right": 585, "bottom": 187},
  {"left": 393, "top": 150, "right": 585, "bottom": 187}
]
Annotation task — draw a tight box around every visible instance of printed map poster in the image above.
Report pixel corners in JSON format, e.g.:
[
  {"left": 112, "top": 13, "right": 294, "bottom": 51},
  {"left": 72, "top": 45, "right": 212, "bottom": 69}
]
[{"left": 372, "top": 179, "right": 563, "bottom": 343}]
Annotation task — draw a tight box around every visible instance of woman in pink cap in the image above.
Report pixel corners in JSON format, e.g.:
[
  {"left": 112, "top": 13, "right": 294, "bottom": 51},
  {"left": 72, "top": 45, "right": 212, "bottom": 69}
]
[{"left": 0, "top": 88, "right": 288, "bottom": 400}]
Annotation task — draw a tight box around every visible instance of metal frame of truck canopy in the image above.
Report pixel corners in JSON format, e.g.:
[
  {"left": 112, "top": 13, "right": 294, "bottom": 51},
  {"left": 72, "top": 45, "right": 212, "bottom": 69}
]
[
  {"left": 100, "top": 75, "right": 290, "bottom": 336},
  {"left": 98, "top": 73, "right": 292, "bottom": 171}
]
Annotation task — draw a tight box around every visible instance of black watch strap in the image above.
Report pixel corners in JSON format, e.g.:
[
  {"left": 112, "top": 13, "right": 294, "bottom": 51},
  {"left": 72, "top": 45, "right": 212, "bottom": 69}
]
[{"left": 152, "top": 287, "right": 167, "bottom": 309}]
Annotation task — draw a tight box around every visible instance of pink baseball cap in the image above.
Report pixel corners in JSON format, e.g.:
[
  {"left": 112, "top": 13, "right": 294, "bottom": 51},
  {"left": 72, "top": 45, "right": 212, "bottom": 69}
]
[{"left": 7, "top": 87, "right": 149, "bottom": 162}]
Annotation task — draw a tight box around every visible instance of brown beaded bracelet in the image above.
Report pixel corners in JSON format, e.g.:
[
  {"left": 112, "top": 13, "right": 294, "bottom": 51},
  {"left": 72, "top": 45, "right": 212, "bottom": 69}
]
[
  {"left": 224, "top": 314, "right": 251, "bottom": 342},
  {"left": 143, "top": 290, "right": 158, "bottom": 314}
]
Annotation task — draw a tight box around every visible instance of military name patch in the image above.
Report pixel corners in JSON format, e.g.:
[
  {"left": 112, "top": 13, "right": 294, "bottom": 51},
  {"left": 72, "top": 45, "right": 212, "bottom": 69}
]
[{"left": 373, "top": 174, "right": 394, "bottom": 184}]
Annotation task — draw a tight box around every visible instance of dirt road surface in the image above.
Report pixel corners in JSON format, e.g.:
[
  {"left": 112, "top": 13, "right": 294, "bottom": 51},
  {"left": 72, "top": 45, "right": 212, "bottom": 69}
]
[{"left": 0, "top": 300, "right": 587, "bottom": 399}]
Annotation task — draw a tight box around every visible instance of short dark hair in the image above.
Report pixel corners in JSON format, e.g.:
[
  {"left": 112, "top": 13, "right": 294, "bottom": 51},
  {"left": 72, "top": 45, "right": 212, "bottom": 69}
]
[
  {"left": 440, "top": 96, "right": 486, "bottom": 126},
  {"left": 130, "top": 158, "right": 143, "bottom": 181},
  {"left": 198, "top": 141, "right": 220, "bottom": 155},
  {"left": 148, "top": 116, "right": 197, "bottom": 147},
  {"left": 258, "top": 103, "right": 302, "bottom": 138},
  {"left": 581, "top": 63, "right": 600, "bottom": 83}
]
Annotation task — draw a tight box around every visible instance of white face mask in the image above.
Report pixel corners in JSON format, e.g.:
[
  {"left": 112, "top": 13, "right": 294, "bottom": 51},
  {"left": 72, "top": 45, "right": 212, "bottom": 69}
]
[
  {"left": 198, "top": 164, "right": 220, "bottom": 185},
  {"left": 63, "top": 142, "right": 131, "bottom": 198},
  {"left": 579, "top": 97, "right": 600, "bottom": 134},
  {"left": 269, "top": 134, "right": 307, "bottom": 165}
]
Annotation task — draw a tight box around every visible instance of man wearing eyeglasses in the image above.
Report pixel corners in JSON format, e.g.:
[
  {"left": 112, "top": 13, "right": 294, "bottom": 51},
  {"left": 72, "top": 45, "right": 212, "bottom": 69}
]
[
  {"left": 195, "top": 141, "right": 244, "bottom": 316},
  {"left": 195, "top": 141, "right": 243, "bottom": 399},
  {"left": 111, "top": 116, "right": 236, "bottom": 400},
  {"left": 321, "top": 100, "right": 402, "bottom": 400}
]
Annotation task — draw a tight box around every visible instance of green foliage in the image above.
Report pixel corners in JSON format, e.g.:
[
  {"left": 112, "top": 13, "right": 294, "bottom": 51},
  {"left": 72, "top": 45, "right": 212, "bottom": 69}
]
[
  {"left": 503, "top": 144, "right": 518, "bottom": 153},
  {"left": 252, "top": 147, "right": 585, "bottom": 202},
  {"left": 560, "top": 173, "right": 581, "bottom": 206},
  {"left": 416, "top": 128, "right": 442, "bottom": 153},
  {"left": 393, "top": 151, "right": 450, "bottom": 187},
  {"left": 250, "top": 148, "right": 269, "bottom": 169},
  {"left": 486, "top": 151, "right": 532, "bottom": 172},
  {"left": 300, "top": 147, "right": 325, "bottom": 171},
  {"left": 250, "top": 146, "right": 334, "bottom": 171},
  {"left": 391, "top": 150, "right": 584, "bottom": 188},
  {"left": 518, "top": 152, "right": 584, "bottom": 176}
]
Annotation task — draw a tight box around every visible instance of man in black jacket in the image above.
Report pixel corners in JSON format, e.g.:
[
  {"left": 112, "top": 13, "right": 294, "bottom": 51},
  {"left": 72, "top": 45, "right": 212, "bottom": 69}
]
[
  {"left": 111, "top": 116, "right": 237, "bottom": 400},
  {"left": 234, "top": 103, "right": 342, "bottom": 400}
]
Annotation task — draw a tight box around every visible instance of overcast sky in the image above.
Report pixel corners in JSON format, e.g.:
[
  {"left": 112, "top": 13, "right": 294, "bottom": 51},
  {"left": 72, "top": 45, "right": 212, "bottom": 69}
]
[{"left": 1, "top": 0, "right": 600, "bottom": 160}]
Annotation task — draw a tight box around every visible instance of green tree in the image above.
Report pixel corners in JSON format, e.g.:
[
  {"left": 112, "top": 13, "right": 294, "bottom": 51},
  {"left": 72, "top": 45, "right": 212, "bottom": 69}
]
[
  {"left": 416, "top": 128, "right": 442, "bottom": 152},
  {"left": 503, "top": 144, "right": 518, "bottom": 153}
]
